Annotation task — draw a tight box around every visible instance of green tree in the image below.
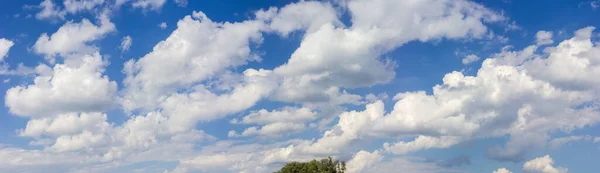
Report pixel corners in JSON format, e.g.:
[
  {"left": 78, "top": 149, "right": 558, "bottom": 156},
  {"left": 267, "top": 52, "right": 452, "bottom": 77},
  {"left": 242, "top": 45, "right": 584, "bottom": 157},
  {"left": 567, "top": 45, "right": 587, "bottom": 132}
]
[{"left": 274, "top": 156, "right": 346, "bottom": 173}]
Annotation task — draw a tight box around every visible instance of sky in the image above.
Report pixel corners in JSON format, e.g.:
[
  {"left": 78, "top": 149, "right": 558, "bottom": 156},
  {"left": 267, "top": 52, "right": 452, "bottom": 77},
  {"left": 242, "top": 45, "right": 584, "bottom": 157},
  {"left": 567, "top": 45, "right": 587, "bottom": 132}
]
[{"left": 0, "top": 0, "right": 600, "bottom": 173}]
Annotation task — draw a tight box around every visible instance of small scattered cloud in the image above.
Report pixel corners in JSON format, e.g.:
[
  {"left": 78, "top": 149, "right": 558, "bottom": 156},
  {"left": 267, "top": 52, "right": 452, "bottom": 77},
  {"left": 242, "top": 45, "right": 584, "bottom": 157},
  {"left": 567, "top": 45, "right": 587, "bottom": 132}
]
[
  {"left": 120, "top": 36, "right": 132, "bottom": 53},
  {"left": 158, "top": 22, "right": 167, "bottom": 29},
  {"left": 462, "top": 54, "right": 480, "bottom": 65},
  {"left": 535, "top": 31, "right": 553, "bottom": 45}
]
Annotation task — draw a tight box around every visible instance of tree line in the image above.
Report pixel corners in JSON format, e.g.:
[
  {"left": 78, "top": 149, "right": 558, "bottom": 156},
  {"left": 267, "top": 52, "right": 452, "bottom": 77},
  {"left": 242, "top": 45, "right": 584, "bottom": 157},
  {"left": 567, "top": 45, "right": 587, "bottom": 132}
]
[{"left": 274, "top": 156, "right": 346, "bottom": 173}]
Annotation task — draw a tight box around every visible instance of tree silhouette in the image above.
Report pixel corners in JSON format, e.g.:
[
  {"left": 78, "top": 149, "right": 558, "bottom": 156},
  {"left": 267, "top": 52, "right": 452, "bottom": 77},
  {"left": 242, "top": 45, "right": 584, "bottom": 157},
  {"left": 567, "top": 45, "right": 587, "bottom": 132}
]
[{"left": 274, "top": 156, "right": 346, "bottom": 173}]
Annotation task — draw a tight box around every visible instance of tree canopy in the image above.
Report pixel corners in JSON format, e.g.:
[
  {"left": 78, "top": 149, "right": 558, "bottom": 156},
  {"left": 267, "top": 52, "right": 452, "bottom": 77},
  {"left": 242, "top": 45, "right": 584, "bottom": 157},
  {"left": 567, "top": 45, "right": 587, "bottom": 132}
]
[{"left": 274, "top": 157, "right": 346, "bottom": 173}]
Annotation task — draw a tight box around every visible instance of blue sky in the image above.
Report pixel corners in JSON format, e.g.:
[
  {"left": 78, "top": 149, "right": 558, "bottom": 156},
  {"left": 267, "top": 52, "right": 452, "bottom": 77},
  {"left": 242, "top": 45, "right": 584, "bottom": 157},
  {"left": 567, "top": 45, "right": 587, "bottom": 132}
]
[{"left": 1, "top": 0, "right": 600, "bottom": 173}]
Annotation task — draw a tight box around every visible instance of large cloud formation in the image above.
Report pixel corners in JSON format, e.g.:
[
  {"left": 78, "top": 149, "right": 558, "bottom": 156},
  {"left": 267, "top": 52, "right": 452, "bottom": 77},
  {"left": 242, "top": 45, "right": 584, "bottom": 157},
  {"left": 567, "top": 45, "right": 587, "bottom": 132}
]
[{"left": 1, "top": 0, "right": 599, "bottom": 173}]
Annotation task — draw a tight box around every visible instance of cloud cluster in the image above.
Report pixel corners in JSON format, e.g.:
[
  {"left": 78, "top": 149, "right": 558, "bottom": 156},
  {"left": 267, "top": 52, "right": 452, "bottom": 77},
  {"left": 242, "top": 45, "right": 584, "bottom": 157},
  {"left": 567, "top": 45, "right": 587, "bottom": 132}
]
[
  {"left": 0, "top": 38, "right": 14, "bottom": 62},
  {"left": 495, "top": 155, "right": 568, "bottom": 173},
  {"left": 2, "top": 0, "right": 599, "bottom": 173},
  {"left": 35, "top": 0, "right": 169, "bottom": 21},
  {"left": 523, "top": 155, "right": 568, "bottom": 173}
]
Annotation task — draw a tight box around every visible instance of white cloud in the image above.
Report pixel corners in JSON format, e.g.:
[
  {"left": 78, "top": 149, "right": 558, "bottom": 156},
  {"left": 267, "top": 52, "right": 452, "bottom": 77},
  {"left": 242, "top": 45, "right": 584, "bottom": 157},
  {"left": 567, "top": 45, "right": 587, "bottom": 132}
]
[
  {"left": 462, "top": 54, "right": 480, "bottom": 64},
  {"left": 273, "top": 26, "right": 600, "bottom": 162},
  {"left": 229, "top": 122, "right": 305, "bottom": 138},
  {"left": 229, "top": 107, "right": 318, "bottom": 137},
  {"left": 5, "top": 53, "right": 117, "bottom": 117},
  {"left": 231, "top": 107, "right": 317, "bottom": 125},
  {"left": 174, "top": 0, "right": 187, "bottom": 7},
  {"left": 536, "top": 31, "right": 553, "bottom": 45},
  {"left": 354, "top": 156, "right": 448, "bottom": 173},
  {"left": 547, "top": 135, "right": 594, "bottom": 149},
  {"left": 256, "top": 1, "right": 342, "bottom": 36},
  {"left": 36, "top": 0, "right": 106, "bottom": 21},
  {"left": 122, "top": 11, "right": 264, "bottom": 112},
  {"left": 157, "top": 69, "right": 277, "bottom": 133},
  {"left": 158, "top": 22, "right": 167, "bottom": 29},
  {"left": 268, "top": 0, "right": 504, "bottom": 107},
  {"left": 120, "top": 35, "right": 132, "bottom": 52},
  {"left": 20, "top": 112, "right": 110, "bottom": 138},
  {"left": 384, "top": 136, "right": 463, "bottom": 155},
  {"left": 523, "top": 155, "right": 568, "bottom": 173},
  {"left": 5, "top": 1, "right": 600, "bottom": 172},
  {"left": 346, "top": 150, "right": 383, "bottom": 173},
  {"left": 494, "top": 168, "right": 513, "bottom": 173},
  {"left": 63, "top": 0, "right": 105, "bottom": 14},
  {"left": 0, "top": 38, "right": 15, "bottom": 61},
  {"left": 131, "top": 0, "right": 166, "bottom": 10},
  {"left": 36, "top": 0, "right": 66, "bottom": 20},
  {"left": 33, "top": 15, "right": 115, "bottom": 62}
]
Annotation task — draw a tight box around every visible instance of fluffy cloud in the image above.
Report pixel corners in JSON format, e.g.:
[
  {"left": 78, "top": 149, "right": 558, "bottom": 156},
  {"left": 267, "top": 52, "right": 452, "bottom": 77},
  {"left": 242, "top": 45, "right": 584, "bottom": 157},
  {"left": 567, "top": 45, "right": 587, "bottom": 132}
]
[
  {"left": 36, "top": 0, "right": 66, "bottom": 20},
  {"left": 384, "top": 136, "right": 463, "bottom": 155},
  {"left": 232, "top": 107, "right": 317, "bottom": 125},
  {"left": 229, "top": 122, "right": 305, "bottom": 138},
  {"left": 5, "top": 53, "right": 117, "bottom": 117},
  {"left": 462, "top": 54, "right": 480, "bottom": 64},
  {"left": 122, "top": 11, "right": 265, "bottom": 112},
  {"left": 523, "top": 155, "right": 568, "bottom": 173},
  {"left": 268, "top": 26, "right": 600, "bottom": 162},
  {"left": 229, "top": 107, "right": 318, "bottom": 137},
  {"left": 4, "top": 0, "right": 600, "bottom": 172},
  {"left": 63, "top": 0, "right": 105, "bottom": 14},
  {"left": 36, "top": 0, "right": 107, "bottom": 21},
  {"left": 351, "top": 156, "right": 447, "bottom": 173},
  {"left": 256, "top": 1, "right": 342, "bottom": 36},
  {"left": 20, "top": 112, "right": 110, "bottom": 138},
  {"left": 536, "top": 31, "right": 553, "bottom": 45},
  {"left": 33, "top": 15, "right": 115, "bottom": 62},
  {"left": 268, "top": 0, "right": 504, "bottom": 107},
  {"left": 131, "top": 0, "right": 167, "bottom": 10},
  {"left": 494, "top": 168, "right": 513, "bottom": 173},
  {"left": 346, "top": 150, "right": 383, "bottom": 173},
  {"left": 0, "top": 38, "right": 14, "bottom": 61},
  {"left": 114, "top": 0, "right": 166, "bottom": 10}
]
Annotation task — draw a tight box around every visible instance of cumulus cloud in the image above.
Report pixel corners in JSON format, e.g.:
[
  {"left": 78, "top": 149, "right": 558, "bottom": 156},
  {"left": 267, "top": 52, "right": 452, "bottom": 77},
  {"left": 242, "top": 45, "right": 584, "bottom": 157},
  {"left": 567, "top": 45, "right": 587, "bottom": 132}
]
[
  {"left": 523, "top": 155, "right": 568, "bottom": 173},
  {"left": 494, "top": 168, "right": 513, "bottom": 173},
  {"left": 63, "top": 0, "right": 105, "bottom": 14},
  {"left": 256, "top": 1, "right": 342, "bottom": 36},
  {"left": 174, "top": 0, "right": 188, "bottom": 7},
  {"left": 4, "top": 0, "right": 600, "bottom": 173},
  {"left": 229, "top": 122, "right": 306, "bottom": 138},
  {"left": 114, "top": 0, "right": 167, "bottom": 10},
  {"left": 346, "top": 150, "right": 383, "bottom": 173},
  {"left": 0, "top": 38, "right": 14, "bottom": 62},
  {"left": 231, "top": 107, "right": 318, "bottom": 125},
  {"left": 261, "top": 26, "right": 600, "bottom": 163},
  {"left": 384, "top": 136, "right": 463, "bottom": 155},
  {"left": 229, "top": 107, "right": 318, "bottom": 137},
  {"left": 35, "top": 0, "right": 106, "bottom": 21},
  {"left": 122, "top": 11, "right": 265, "bottom": 112},
  {"left": 5, "top": 53, "right": 117, "bottom": 117},
  {"left": 462, "top": 54, "right": 480, "bottom": 64},
  {"left": 36, "top": 0, "right": 66, "bottom": 20},
  {"left": 33, "top": 15, "right": 115, "bottom": 62},
  {"left": 265, "top": 0, "right": 504, "bottom": 112},
  {"left": 536, "top": 31, "right": 554, "bottom": 45},
  {"left": 19, "top": 112, "right": 110, "bottom": 138},
  {"left": 131, "top": 0, "right": 166, "bottom": 10}
]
